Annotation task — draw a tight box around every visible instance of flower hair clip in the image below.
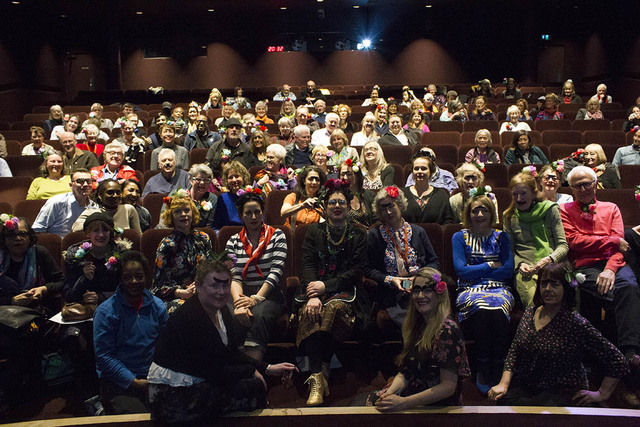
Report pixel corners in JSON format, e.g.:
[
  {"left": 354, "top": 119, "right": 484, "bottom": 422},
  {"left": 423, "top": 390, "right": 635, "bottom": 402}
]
[
  {"left": 373, "top": 85, "right": 380, "bottom": 91},
  {"left": 1, "top": 214, "right": 19, "bottom": 230},
  {"left": 388, "top": 97, "right": 395, "bottom": 101},
  {"left": 163, "top": 188, "right": 189, "bottom": 206},
  {"left": 332, "top": 105, "right": 339, "bottom": 112},
  {"left": 420, "top": 272, "right": 447, "bottom": 294},
  {"left": 635, "top": 185, "right": 640, "bottom": 202},
  {"left": 551, "top": 159, "right": 564, "bottom": 173},
  {"left": 385, "top": 186, "right": 399, "bottom": 198},
  {"left": 632, "top": 126, "right": 640, "bottom": 133},
  {"left": 521, "top": 165, "right": 538, "bottom": 177},
  {"left": 474, "top": 161, "right": 486, "bottom": 173},
  {"left": 468, "top": 185, "right": 494, "bottom": 201},
  {"left": 326, "top": 150, "right": 335, "bottom": 159},
  {"left": 570, "top": 148, "right": 586, "bottom": 162},
  {"left": 402, "top": 85, "right": 410, "bottom": 91},
  {"left": 211, "top": 250, "right": 237, "bottom": 269},
  {"left": 344, "top": 158, "right": 361, "bottom": 173},
  {"left": 236, "top": 185, "right": 263, "bottom": 197},
  {"left": 324, "top": 178, "right": 350, "bottom": 191},
  {"left": 376, "top": 104, "right": 385, "bottom": 110},
  {"left": 565, "top": 270, "right": 586, "bottom": 288},
  {"left": 63, "top": 114, "right": 70, "bottom": 122}
]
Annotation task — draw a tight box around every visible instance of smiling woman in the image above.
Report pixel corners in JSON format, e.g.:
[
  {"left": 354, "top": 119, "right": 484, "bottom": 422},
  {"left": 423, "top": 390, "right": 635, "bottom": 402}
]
[{"left": 26, "top": 150, "right": 72, "bottom": 200}]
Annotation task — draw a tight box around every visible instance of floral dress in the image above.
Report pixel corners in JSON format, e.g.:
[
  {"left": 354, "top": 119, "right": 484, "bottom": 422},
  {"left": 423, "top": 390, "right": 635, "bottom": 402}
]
[
  {"left": 153, "top": 229, "right": 212, "bottom": 314},
  {"left": 367, "top": 318, "right": 470, "bottom": 406}
]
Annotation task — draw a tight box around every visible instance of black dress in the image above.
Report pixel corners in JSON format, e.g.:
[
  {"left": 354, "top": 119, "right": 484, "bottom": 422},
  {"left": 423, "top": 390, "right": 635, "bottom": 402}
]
[{"left": 401, "top": 186, "right": 455, "bottom": 225}]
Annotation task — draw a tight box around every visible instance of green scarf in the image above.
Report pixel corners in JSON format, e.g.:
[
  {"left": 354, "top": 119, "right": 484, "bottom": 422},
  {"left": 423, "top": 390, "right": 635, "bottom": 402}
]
[{"left": 515, "top": 200, "right": 555, "bottom": 262}]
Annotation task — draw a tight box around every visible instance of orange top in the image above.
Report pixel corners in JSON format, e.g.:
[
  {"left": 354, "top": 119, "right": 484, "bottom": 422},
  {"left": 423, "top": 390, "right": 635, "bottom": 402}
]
[{"left": 283, "top": 192, "right": 322, "bottom": 229}]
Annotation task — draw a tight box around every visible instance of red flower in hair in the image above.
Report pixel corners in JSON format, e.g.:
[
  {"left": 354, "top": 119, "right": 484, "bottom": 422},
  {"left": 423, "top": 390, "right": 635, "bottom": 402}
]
[
  {"left": 345, "top": 158, "right": 353, "bottom": 167},
  {"left": 324, "top": 178, "right": 349, "bottom": 190},
  {"left": 259, "top": 125, "right": 267, "bottom": 132},
  {"left": 252, "top": 187, "right": 262, "bottom": 195},
  {"left": 385, "top": 187, "right": 399, "bottom": 198},
  {"left": 163, "top": 196, "right": 172, "bottom": 205}
]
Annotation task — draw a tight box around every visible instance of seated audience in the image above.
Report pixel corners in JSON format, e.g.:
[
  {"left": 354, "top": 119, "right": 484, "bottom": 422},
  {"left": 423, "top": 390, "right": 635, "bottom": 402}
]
[
  {"left": 122, "top": 179, "right": 151, "bottom": 232},
  {"left": 254, "top": 144, "right": 296, "bottom": 195},
  {"left": 561, "top": 166, "right": 640, "bottom": 370},
  {"left": 73, "top": 179, "right": 141, "bottom": 233},
  {"left": 453, "top": 194, "right": 514, "bottom": 394},
  {"left": 254, "top": 101, "right": 273, "bottom": 125},
  {"left": 142, "top": 149, "right": 191, "bottom": 198},
  {"left": 281, "top": 165, "right": 325, "bottom": 231},
  {"left": 77, "top": 120, "right": 110, "bottom": 144},
  {"left": 225, "top": 191, "right": 288, "bottom": 360},
  {"left": 402, "top": 153, "right": 454, "bottom": 225},
  {"left": 499, "top": 105, "right": 532, "bottom": 134},
  {"left": 560, "top": 80, "right": 582, "bottom": 104},
  {"left": 27, "top": 150, "right": 71, "bottom": 200},
  {"left": 150, "top": 125, "right": 189, "bottom": 171},
  {"left": 301, "top": 80, "right": 325, "bottom": 105},
  {"left": 76, "top": 124, "right": 106, "bottom": 158},
  {"left": 145, "top": 113, "right": 167, "bottom": 150},
  {"left": 22, "top": 126, "right": 54, "bottom": 156},
  {"left": 153, "top": 192, "right": 213, "bottom": 314},
  {"left": 215, "top": 104, "right": 236, "bottom": 129},
  {"left": 362, "top": 86, "right": 387, "bottom": 107},
  {"left": 405, "top": 147, "right": 458, "bottom": 193},
  {"left": 515, "top": 99, "right": 531, "bottom": 121},
  {"left": 33, "top": 169, "right": 97, "bottom": 237},
  {"left": 294, "top": 180, "right": 367, "bottom": 406},
  {"left": 440, "top": 100, "right": 467, "bottom": 122},
  {"left": 576, "top": 98, "right": 605, "bottom": 120},
  {"left": 312, "top": 145, "right": 332, "bottom": 178},
  {"left": 503, "top": 172, "right": 568, "bottom": 308},
  {"left": 327, "top": 129, "right": 358, "bottom": 170},
  {"left": 203, "top": 88, "right": 223, "bottom": 110},
  {"left": 90, "top": 141, "right": 137, "bottom": 184},
  {"left": 185, "top": 103, "right": 200, "bottom": 134},
  {"left": 590, "top": 83, "right": 613, "bottom": 104},
  {"left": 183, "top": 115, "right": 222, "bottom": 151},
  {"left": 464, "top": 129, "right": 501, "bottom": 165},
  {"left": 311, "top": 112, "right": 339, "bottom": 147},
  {"left": 374, "top": 105, "right": 389, "bottom": 134},
  {"left": 367, "top": 186, "right": 440, "bottom": 328},
  {"left": 367, "top": 268, "right": 470, "bottom": 411},
  {"left": 276, "top": 98, "right": 296, "bottom": 123},
  {"left": 60, "top": 131, "right": 99, "bottom": 172},
  {"left": 583, "top": 143, "right": 621, "bottom": 189},
  {"left": 538, "top": 163, "right": 573, "bottom": 204},
  {"left": 285, "top": 125, "right": 314, "bottom": 168},
  {"left": 44, "top": 105, "right": 64, "bottom": 136},
  {"left": 187, "top": 164, "right": 218, "bottom": 229},
  {"left": 468, "top": 96, "right": 496, "bottom": 121},
  {"left": 228, "top": 86, "right": 251, "bottom": 109},
  {"left": 502, "top": 78, "right": 522, "bottom": 99},
  {"left": 50, "top": 114, "right": 81, "bottom": 140},
  {"left": 378, "top": 115, "right": 419, "bottom": 147},
  {"left": 212, "top": 162, "right": 251, "bottom": 230},
  {"left": 449, "top": 163, "right": 498, "bottom": 223},
  {"left": 504, "top": 130, "right": 549, "bottom": 165},
  {"left": 612, "top": 131, "right": 640, "bottom": 166},
  {"left": 93, "top": 251, "right": 168, "bottom": 415},
  {"left": 361, "top": 141, "right": 394, "bottom": 191},
  {"left": 294, "top": 106, "right": 319, "bottom": 133},
  {"left": 351, "top": 112, "right": 379, "bottom": 147},
  {"left": 472, "top": 79, "right": 496, "bottom": 98},
  {"left": 275, "top": 117, "right": 294, "bottom": 145},
  {"left": 148, "top": 255, "right": 297, "bottom": 423},
  {"left": 535, "top": 93, "right": 563, "bottom": 120},
  {"left": 404, "top": 109, "right": 430, "bottom": 134},
  {"left": 622, "top": 106, "right": 640, "bottom": 133},
  {"left": 489, "top": 263, "right": 628, "bottom": 406},
  {"left": 0, "top": 158, "right": 11, "bottom": 177}
]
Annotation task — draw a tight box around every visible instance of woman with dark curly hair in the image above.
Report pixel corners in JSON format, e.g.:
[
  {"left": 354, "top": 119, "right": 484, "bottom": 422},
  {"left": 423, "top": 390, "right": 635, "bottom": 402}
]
[{"left": 281, "top": 165, "right": 326, "bottom": 231}]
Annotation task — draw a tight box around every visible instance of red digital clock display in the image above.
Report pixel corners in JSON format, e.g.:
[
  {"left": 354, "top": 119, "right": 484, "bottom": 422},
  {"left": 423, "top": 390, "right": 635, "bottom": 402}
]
[{"left": 267, "top": 46, "right": 284, "bottom": 52}]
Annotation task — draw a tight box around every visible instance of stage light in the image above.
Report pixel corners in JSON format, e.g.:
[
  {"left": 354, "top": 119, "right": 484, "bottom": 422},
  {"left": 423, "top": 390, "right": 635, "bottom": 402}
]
[{"left": 362, "top": 39, "right": 371, "bottom": 48}]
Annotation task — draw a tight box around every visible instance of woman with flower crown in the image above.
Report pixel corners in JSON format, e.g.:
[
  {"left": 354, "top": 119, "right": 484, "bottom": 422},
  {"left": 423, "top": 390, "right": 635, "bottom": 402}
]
[
  {"left": 489, "top": 262, "right": 627, "bottom": 406},
  {"left": 225, "top": 190, "right": 288, "bottom": 361},
  {"left": 538, "top": 163, "right": 574, "bottom": 205},
  {"left": 148, "top": 253, "right": 298, "bottom": 423},
  {"left": 212, "top": 161, "right": 251, "bottom": 230},
  {"left": 294, "top": 179, "right": 367, "bottom": 406},
  {"left": 449, "top": 163, "right": 498, "bottom": 223},
  {"left": 338, "top": 159, "right": 375, "bottom": 227},
  {"left": 152, "top": 192, "right": 213, "bottom": 314},
  {"left": 366, "top": 186, "right": 439, "bottom": 332},
  {"left": 503, "top": 172, "right": 568, "bottom": 308},
  {"left": 365, "top": 267, "right": 470, "bottom": 411},
  {"left": 253, "top": 144, "right": 296, "bottom": 196},
  {"left": 452, "top": 194, "right": 514, "bottom": 395}
]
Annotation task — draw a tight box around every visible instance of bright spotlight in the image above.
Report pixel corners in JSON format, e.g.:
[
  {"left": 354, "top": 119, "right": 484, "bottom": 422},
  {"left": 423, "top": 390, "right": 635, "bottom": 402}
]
[{"left": 362, "top": 39, "right": 371, "bottom": 48}]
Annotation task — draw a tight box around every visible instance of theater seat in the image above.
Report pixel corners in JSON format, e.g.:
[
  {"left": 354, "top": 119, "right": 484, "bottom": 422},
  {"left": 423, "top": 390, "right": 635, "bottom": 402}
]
[
  {"left": 582, "top": 130, "right": 625, "bottom": 147},
  {"left": 381, "top": 145, "right": 412, "bottom": 166},
  {"left": 442, "top": 223, "right": 463, "bottom": 281},
  {"left": 596, "top": 189, "right": 636, "bottom": 227},
  {"left": 4, "top": 156, "right": 42, "bottom": 178},
  {"left": 417, "top": 223, "right": 444, "bottom": 263},
  {"left": 422, "top": 131, "right": 461, "bottom": 146},
  {"left": 493, "top": 187, "right": 513, "bottom": 223},
  {"left": 617, "top": 165, "right": 640, "bottom": 189},
  {"left": 481, "top": 164, "right": 508, "bottom": 188},
  {"left": 501, "top": 130, "right": 542, "bottom": 147},
  {"left": 0, "top": 202, "right": 12, "bottom": 215},
  {"left": 0, "top": 176, "right": 32, "bottom": 207},
  {"left": 190, "top": 148, "right": 208, "bottom": 166},
  {"left": 390, "top": 164, "right": 405, "bottom": 187},
  {"left": 541, "top": 130, "right": 583, "bottom": 147},
  {"left": 142, "top": 193, "right": 169, "bottom": 228},
  {"left": 428, "top": 121, "right": 463, "bottom": 132},
  {"left": 140, "top": 228, "right": 173, "bottom": 271},
  {"left": 215, "top": 225, "right": 243, "bottom": 252},
  {"left": 548, "top": 144, "right": 583, "bottom": 161},
  {"left": 572, "top": 120, "right": 611, "bottom": 131},
  {"left": 5, "top": 140, "right": 21, "bottom": 156},
  {"left": 120, "top": 229, "right": 142, "bottom": 252},
  {"left": 424, "top": 144, "right": 458, "bottom": 166},
  {"left": 463, "top": 121, "right": 499, "bottom": 133},
  {"left": 35, "top": 233, "right": 62, "bottom": 268},
  {"left": 461, "top": 131, "right": 500, "bottom": 147},
  {"left": 534, "top": 120, "right": 572, "bottom": 132},
  {"left": 14, "top": 199, "right": 46, "bottom": 224},
  {"left": 265, "top": 189, "right": 293, "bottom": 226}
]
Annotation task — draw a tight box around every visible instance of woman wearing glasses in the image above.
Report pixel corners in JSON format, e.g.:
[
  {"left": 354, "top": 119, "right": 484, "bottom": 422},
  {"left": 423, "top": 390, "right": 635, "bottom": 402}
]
[
  {"left": 538, "top": 164, "right": 573, "bottom": 205},
  {"left": 366, "top": 267, "right": 469, "bottom": 411}
]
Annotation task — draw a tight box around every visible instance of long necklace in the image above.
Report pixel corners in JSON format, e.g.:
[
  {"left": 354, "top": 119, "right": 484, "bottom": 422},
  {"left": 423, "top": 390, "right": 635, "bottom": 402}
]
[{"left": 326, "top": 222, "right": 347, "bottom": 247}]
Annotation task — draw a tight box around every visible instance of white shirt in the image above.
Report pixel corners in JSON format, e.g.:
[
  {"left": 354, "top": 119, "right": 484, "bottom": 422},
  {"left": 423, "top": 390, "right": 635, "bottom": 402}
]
[
  {"left": 311, "top": 128, "right": 332, "bottom": 147},
  {"left": 499, "top": 121, "right": 532, "bottom": 134}
]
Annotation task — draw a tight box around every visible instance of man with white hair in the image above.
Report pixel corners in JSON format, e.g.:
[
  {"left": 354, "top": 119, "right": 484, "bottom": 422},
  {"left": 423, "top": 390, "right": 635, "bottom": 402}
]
[
  {"left": 590, "top": 84, "right": 612, "bottom": 104},
  {"left": 561, "top": 165, "right": 640, "bottom": 370},
  {"left": 142, "top": 148, "right": 191, "bottom": 198},
  {"left": 285, "top": 125, "right": 314, "bottom": 168},
  {"left": 311, "top": 112, "right": 338, "bottom": 147},
  {"left": 90, "top": 141, "right": 137, "bottom": 183},
  {"left": 312, "top": 99, "right": 327, "bottom": 126}
]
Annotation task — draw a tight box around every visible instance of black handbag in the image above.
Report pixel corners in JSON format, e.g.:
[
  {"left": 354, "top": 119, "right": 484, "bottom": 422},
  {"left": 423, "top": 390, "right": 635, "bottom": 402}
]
[{"left": 0, "top": 305, "right": 43, "bottom": 330}]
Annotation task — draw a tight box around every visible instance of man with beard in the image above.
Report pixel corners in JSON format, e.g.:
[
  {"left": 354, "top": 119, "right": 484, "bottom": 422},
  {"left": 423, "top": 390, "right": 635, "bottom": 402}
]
[
  {"left": 142, "top": 149, "right": 191, "bottom": 198},
  {"left": 205, "top": 118, "right": 249, "bottom": 179},
  {"left": 150, "top": 125, "right": 189, "bottom": 171},
  {"left": 285, "top": 125, "right": 314, "bottom": 168},
  {"left": 184, "top": 115, "right": 222, "bottom": 151},
  {"left": 59, "top": 131, "right": 99, "bottom": 172}
]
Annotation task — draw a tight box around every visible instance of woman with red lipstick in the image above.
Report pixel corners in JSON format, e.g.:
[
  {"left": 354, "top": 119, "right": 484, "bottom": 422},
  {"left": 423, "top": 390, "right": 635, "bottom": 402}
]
[
  {"left": 153, "top": 192, "right": 213, "bottom": 314},
  {"left": 503, "top": 172, "right": 568, "bottom": 308},
  {"left": 93, "top": 251, "right": 168, "bottom": 414},
  {"left": 225, "top": 191, "right": 288, "bottom": 361},
  {"left": 368, "top": 267, "right": 469, "bottom": 411}
]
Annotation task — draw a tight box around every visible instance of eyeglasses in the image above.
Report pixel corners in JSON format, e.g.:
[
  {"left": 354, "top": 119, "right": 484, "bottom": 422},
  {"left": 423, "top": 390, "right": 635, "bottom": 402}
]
[
  {"left": 327, "top": 199, "right": 348, "bottom": 207},
  {"left": 7, "top": 231, "right": 29, "bottom": 240},
  {"left": 191, "top": 178, "right": 211, "bottom": 184},
  {"left": 570, "top": 179, "right": 596, "bottom": 190},
  {"left": 543, "top": 175, "right": 558, "bottom": 182},
  {"left": 105, "top": 151, "right": 123, "bottom": 156},
  {"left": 378, "top": 202, "right": 397, "bottom": 212},
  {"left": 411, "top": 285, "right": 435, "bottom": 295},
  {"left": 364, "top": 147, "right": 379, "bottom": 152},
  {"left": 74, "top": 178, "right": 92, "bottom": 185}
]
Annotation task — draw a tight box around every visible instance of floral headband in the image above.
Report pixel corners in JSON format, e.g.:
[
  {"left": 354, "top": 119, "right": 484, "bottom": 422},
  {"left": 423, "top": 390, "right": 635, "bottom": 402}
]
[
  {"left": 344, "top": 158, "right": 362, "bottom": 173},
  {"left": 373, "top": 85, "right": 380, "bottom": 91},
  {"left": 236, "top": 185, "right": 263, "bottom": 197},
  {"left": 521, "top": 165, "right": 538, "bottom": 177},
  {"left": 325, "top": 150, "right": 335, "bottom": 159},
  {"left": 1, "top": 214, "right": 19, "bottom": 230},
  {"left": 473, "top": 161, "right": 486, "bottom": 173},
  {"left": 385, "top": 186, "right": 399, "bottom": 198},
  {"left": 211, "top": 250, "right": 238, "bottom": 269},
  {"left": 163, "top": 188, "right": 190, "bottom": 206},
  {"left": 565, "top": 270, "right": 586, "bottom": 288},
  {"left": 324, "top": 178, "right": 350, "bottom": 191},
  {"left": 376, "top": 104, "right": 385, "bottom": 111},
  {"left": 468, "top": 185, "right": 495, "bottom": 201},
  {"left": 188, "top": 101, "right": 202, "bottom": 110},
  {"left": 402, "top": 85, "right": 410, "bottom": 91},
  {"left": 413, "top": 272, "right": 447, "bottom": 294},
  {"left": 635, "top": 185, "right": 640, "bottom": 202},
  {"left": 551, "top": 159, "right": 565, "bottom": 173},
  {"left": 569, "top": 148, "right": 586, "bottom": 161},
  {"left": 631, "top": 126, "right": 640, "bottom": 133}
]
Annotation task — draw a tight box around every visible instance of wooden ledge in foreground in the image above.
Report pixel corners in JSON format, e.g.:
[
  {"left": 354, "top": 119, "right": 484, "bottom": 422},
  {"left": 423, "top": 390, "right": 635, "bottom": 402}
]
[{"left": 6, "top": 405, "right": 640, "bottom": 427}]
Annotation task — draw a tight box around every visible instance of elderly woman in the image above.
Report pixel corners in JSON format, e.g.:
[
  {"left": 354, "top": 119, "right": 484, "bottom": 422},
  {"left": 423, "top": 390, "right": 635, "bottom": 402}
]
[
  {"left": 254, "top": 101, "right": 273, "bottom": 125},
  {"left": 440, "top": 100, "right": 467, "bottom": 122},
  {"left": 225, "top": 191, "right": 288, "bottom": 361},
  {"left": 148, "top": 255, "right": 297, "bottom": 422},
  {"left": 328, "top": 129, "right": 358, "bottom": 169},
  {"left": 560, "top": 80, "right": 582, "bottom": 104},
  {"left": 27, "top": 150, "right": 72, "bottom": 200},
  {"left": 312, "top": 145, "right": 332, "bottom": 177},
  {"left": 351, "top": 112, "right": 379, "bottom": 147},
  {"left": 367, "top": 186, "right": 439, "bottom": 329},
  {"left": 338, "top": 159, "right": 374, "bottom": 227},
  {"left": 336, "top": 104, "right": 355, "bottom": 133},
  {"left": 503, "top": 172, "right": 568, "bottom": 308},
  {"left": 187, "top": 164, "right": 218, "bottom": 228},
  {"left": 362, "top": 141, "right": 394, "bottom": 191},
  {"left": 44, "top": 104, "right": 64, "bottom": 136},
  {"left": 489, "top": 263, "right": 628, "bottom": 406},
  {"left": 64, "top": 212, "right": 131, "bottom": 305},
  {"left": 153, "top": 192, "right": 213, "bottom": 314},
  {"left": 295, "top": 180, "right": 367, "bottom": 406},
  {"left": 538, "top": 164, "right": 573, "bottom": 204},
  {"left": 90, "top": 141, "right": 137, "bottom": 183},
  {"left": 576, "top": 99, "right": 604, "bottom": 120},
  {"left": 281, "top": 165, "right": 325, "bottom": 231},
  {"left": 93, "top": 251, "right": 168, "bottom": 415},
  {"left": 0, "top": 216, "right": 64, "bottom": 309},
  {"left": 583, "top": 143, "right": 621, "bottom": 189},
  {"left": 22, "top": 126, "right": 54, "bottom": 156},
  {"left": 367, "top": 267, "right": 470, "bottom": 411},
  {"left": 464, "top": 129, "right": 500, "bottom": 165},
  {"left": 122, "top": 179, "right": 151, "bottom": 232},
  {"left": 362, "top": 86, "right": 387, "bottom": 107},
  {"left": 243, "top": 129, "right": 268, "bottom": 169},
  {"left": 402, "top": 153, "right": 454, "bottom": 225},
  {"left": 468, "top": 96, "right": 496, "bottom": 121},
  {"left": 76, "top": 124, "right": 106, "bottom": 157},
  {"left": 500, "top": 105, "right": 532, "bottom": 134},
  {"left": 277, "top": 98, "right": 296, "bottom": 122},
  {"left": 50, "top": 114, "right": 81, "bottom": 140},
  {"left": 212, "top": 161, "right": 251, "bottom": 229},
  {"left": 536, "top": 93, "right": 564, "bottom": 121},
  {"left": 449, "top": 163, "right": 498, "bottom": 223},
  {"left": 504, "top": 130, "right": 549, "bottom": 165},
  {"left": 254, "top": 144, "right": 296, "bottom": 195},
  {"left": 275, "top": 117, "right": 294, "bottom": 145},
  {"left": 73, "top": 179, "right": 141, "bottom": 233},
  {"left": 452, "top": 195, "right": 514, "bottom": 394}
]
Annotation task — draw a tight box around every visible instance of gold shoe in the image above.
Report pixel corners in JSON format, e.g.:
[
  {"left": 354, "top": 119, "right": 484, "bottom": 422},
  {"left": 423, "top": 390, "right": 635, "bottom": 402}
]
[{"left": 305, "top": 373, "right": 329, "bottom": 406}]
